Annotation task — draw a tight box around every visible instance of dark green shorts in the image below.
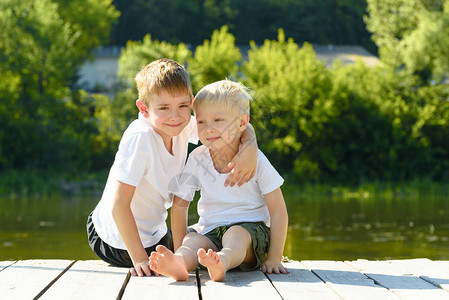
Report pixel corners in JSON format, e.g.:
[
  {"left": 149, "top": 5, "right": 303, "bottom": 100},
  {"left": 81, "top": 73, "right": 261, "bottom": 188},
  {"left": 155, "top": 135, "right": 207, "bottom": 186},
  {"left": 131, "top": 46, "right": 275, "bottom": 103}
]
[{"left": 203, "top": 222, "right": 270, "bottom": 271}]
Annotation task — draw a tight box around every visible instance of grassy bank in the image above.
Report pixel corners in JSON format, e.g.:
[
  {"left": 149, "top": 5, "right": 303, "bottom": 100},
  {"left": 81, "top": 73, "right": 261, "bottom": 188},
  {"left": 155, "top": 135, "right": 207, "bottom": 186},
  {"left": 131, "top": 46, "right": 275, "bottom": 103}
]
[
  {"left": 282, "top": 180, "right": 449, "bottom": 200},
  {"left": 0, "top": 168, "right": 108, "bottom": 198},
  {"left": 0, "top": 168, "right": 447, "bottom": 199}
]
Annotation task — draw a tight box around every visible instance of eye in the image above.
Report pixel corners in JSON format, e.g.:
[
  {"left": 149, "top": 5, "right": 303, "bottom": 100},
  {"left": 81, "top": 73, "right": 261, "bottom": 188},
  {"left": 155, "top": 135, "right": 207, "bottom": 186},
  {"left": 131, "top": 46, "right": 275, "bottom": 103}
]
[
  {"left": 197, "top": 120, "right": 205, "bottom": 124},
  {"left": 215, "top": 118, "right": 224, "bottom": 122},
  {"left": 158, "top": 107, "right": 169, "bottom": 110},
  {"left": 180, "top": 104, "right": 190, "bottom": 108}
]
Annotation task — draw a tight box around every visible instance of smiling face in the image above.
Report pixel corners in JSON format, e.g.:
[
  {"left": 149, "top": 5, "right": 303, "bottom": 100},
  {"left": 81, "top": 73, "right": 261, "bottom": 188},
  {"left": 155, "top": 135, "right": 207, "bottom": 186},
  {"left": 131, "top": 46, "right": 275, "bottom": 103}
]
[
  {"left": 145, "top": 89, "right": 192, "bottom": 143},
  {"left": 195, "top": 103, "right": 247, "bottom": 152}
]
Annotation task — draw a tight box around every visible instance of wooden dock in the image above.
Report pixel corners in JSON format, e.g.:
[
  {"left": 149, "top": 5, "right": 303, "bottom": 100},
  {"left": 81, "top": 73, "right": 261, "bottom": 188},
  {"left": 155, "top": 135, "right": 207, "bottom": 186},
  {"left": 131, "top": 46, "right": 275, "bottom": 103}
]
[{"left": 1, "top": 259, "right": 449, "bottom": 299}]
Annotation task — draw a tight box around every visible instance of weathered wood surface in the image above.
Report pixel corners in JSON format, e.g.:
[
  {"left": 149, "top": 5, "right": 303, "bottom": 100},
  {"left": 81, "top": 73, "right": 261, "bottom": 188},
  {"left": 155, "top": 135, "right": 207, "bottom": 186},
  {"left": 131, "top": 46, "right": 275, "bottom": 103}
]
[
  {"left": 0, "top": 260, "right": 74, "bottom": 300},
  {"left": 122, "top": 271, "right": 198, "bottom": 300},
  {"left": 301, "top": 260, "right": 400, "bottom": 300},
  {"left": 1, "top": 259, "right": 448, "bottom": 299},
  {"left": 347, "top": 259, "right": 449, "bottom": 300}
]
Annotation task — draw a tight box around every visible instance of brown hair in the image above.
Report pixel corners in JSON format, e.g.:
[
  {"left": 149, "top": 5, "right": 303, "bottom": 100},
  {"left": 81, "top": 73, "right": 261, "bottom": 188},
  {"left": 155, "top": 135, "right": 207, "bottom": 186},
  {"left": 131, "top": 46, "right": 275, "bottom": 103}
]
[{"left": 135, "top": 58, "right": 192, "bottom": 106}]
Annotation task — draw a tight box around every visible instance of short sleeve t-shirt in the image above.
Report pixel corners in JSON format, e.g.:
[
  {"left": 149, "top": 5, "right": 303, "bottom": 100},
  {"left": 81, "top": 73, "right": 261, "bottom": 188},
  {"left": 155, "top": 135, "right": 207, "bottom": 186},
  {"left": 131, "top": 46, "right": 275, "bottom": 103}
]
[
  {"left": 92, "top": 113, "right": 198, "bottom": 249},
  {"left": 169, "top": 145, "right": 284, "bottom": 234}
]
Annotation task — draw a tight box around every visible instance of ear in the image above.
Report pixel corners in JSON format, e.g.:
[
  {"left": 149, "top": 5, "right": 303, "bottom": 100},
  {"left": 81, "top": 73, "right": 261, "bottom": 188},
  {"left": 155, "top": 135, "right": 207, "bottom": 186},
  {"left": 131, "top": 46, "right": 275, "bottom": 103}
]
[
  {"left": 238, "top": 114, "right": 250, "bottom": 132},
  {"left": 136, "top": 99, "right": 149, "bottom": 118}
]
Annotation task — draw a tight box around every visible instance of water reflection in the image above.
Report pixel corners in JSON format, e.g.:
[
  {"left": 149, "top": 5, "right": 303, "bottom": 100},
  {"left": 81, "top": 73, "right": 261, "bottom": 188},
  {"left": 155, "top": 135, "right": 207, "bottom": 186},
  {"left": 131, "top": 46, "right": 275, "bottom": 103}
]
[
  {"left": 285, "top": 195, "right": 449, "bottom": 261},
  {"left": 0, "top": 192, "right": 448, "bottom": 261}
]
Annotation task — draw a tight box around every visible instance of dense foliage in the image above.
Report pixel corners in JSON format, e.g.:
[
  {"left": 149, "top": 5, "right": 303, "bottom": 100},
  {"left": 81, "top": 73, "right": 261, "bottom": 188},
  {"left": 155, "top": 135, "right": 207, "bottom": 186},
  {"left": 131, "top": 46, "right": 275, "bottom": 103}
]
[
  {"left": 242, "top": 30, "right": 449, "bottom": 183},
  {"left": 365, "top": 0, "right": 449, "bottom": 83},
  {"left": 113, "top": 24, "right": 449, "bottom": 184},
  {"left": 1, "top": 0, "right": 448, "bottom": 185},
  {"left": 0, "top": 0, "right": 119, "bottom": 171},
  {"left": 110, "top": 0, "right": 375, "bottom": 52}
]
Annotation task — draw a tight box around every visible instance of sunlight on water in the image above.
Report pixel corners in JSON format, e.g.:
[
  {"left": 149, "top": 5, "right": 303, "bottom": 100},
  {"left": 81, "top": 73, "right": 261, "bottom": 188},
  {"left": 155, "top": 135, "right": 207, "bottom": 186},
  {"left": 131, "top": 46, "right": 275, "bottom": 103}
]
[{"left": 1, "top": 192, "right": 448, "bottom": 261}]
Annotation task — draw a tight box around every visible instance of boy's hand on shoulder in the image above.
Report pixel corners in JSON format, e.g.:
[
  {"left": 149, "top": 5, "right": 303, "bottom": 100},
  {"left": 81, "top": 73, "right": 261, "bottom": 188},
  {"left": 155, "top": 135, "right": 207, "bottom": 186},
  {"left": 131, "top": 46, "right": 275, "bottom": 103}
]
[
  {"left": 223, "top": 151, "right": 257, "bottom": 187},
  {"left": 261, "top": 259, "right": 290, "bottom": 274},
  {"left": 130, "top": 260, "right": 159, "bottom": 277},
  {"left": 224, "top": 123, "right": 258, "bottom": 187},
  {"left": 222, "top": 160, "right": 255, "bottom": 187}
]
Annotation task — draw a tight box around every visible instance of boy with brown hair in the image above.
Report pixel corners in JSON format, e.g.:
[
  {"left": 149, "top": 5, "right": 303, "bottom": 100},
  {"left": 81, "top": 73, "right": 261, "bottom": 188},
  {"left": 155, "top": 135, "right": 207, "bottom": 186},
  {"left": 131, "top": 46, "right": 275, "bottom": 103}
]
[{"left": 87, "top": 59, "right": 258, "bottom": 277}]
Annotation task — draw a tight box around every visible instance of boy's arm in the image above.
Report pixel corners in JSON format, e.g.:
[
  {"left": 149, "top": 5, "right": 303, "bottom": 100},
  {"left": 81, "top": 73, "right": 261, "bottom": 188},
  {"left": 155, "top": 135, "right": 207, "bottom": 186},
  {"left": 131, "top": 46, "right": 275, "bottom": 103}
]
[
  {"left": 171, "top": 196, "right": 190, "bottom": 251},
  {"left": 262, "top": 187, "right": 289, "bottom": 274},
  {"left": 223, "top": 123, "right": 258, "bottom": 187},
  {"left": 111, "top": 181, "right": 152, "bottom": 277}
]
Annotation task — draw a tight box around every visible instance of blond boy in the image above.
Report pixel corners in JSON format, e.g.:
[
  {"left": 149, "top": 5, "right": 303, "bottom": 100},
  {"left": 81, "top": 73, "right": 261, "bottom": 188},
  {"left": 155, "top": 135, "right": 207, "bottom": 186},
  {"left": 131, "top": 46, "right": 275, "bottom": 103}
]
[
  {"left": 149, "top": 80, "right": 289, "bottom": 281},
  {"left": 87, "top": 60, "right": 258, "bottom": 277}
]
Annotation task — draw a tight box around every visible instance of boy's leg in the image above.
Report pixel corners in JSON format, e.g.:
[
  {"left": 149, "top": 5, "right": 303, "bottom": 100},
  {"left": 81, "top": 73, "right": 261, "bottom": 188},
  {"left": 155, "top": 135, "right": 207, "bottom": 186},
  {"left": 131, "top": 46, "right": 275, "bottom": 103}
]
[
  {"left": 198, "top": 225, "right": 255, "bottom": 281},
  {"left": 87, "top": 212, "right": 133, "bottom": 267},
  {"left": 149, "top": 232, "right": 217, "bottom": 281}
]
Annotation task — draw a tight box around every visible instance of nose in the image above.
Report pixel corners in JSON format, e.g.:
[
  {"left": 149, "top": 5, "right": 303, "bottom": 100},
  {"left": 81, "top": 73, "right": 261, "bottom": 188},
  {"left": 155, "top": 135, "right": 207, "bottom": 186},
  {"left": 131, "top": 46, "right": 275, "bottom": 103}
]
[
  {"left": 169, "top": 108, "right": 180, "bottom": 120},
  {"left": 205, "top": 124, "right": 215, "bottom": 133}
]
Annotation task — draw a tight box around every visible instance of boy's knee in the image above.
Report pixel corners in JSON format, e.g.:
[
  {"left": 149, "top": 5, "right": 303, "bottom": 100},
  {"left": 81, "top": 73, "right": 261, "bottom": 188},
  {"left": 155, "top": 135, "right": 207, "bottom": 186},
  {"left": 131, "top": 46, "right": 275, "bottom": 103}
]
[
  {"left": 225, "top": 225, "right": 250, "bottom": 239},
  {"left": 183, "top": 232, "right": 202, "bottom": 243}
]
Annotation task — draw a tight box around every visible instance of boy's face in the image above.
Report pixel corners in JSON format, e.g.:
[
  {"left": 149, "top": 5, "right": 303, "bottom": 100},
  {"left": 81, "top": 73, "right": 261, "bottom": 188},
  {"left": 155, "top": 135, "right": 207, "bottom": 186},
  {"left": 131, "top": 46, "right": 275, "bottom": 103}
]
[
  {"left": 195, "top": 103, "right": 246, "bottom": 151},
  {"left": 145, "top": 90, "right": 192, "bottom": 142}
]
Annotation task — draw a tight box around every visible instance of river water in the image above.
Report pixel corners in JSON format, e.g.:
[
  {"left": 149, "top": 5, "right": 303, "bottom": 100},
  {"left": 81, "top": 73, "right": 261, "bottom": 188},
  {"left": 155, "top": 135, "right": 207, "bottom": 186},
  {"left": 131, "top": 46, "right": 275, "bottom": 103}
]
[{"left": 1, "top": 191, "right": 448, "bottom": 261}]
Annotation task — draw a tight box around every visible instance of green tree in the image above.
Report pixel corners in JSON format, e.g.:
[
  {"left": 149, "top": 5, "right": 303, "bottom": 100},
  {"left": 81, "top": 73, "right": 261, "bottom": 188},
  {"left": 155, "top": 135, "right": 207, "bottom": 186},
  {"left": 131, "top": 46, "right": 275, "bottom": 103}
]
[
  {"left": 242, "top": 28, "right": 449, "bottom": 183},
  {"left": 0, "top": 0, "right": 119, "bottom": 170},
  {"left": 188, "top": 25, "right": 241, "bottom": 93},
  {"left": 332, "top": 59, "right": 449, "bottom": 181},
  {"left": 110, "top": 0, "right": 373, "bottom": 50},
  {"left": 242, "top": 30, "right": 337, "bottom": 181},
  {"left": 365, "top": 0, "right": 449, "bottom": 82},
  {"left": 115, "top": 34, "right": 191, "bottom": 126},
  {"left": 54, "top": 0, "right": 120, "bottom": 75}
]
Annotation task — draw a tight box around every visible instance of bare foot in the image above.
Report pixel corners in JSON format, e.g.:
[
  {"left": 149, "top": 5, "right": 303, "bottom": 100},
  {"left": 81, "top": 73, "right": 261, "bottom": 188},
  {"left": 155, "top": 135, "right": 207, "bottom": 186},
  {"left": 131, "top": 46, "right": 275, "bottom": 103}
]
[
  {"left": 198, "top": 248, "right": 226, "bottom": 282},
  {"left": 149, "top": 245, "right": 189, "bottom": 281}
]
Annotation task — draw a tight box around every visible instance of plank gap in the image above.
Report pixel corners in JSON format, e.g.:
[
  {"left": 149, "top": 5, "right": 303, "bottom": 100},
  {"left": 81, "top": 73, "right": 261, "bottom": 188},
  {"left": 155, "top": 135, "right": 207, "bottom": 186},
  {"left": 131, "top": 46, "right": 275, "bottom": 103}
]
[
  {"left": 195, "top": 268, "right": 202, "bottom": 300},
  {"left": 33, "top": 260, "right": 77, "bottom": 300},
  {"left": 308, "top": 269, "right": 346, "bottom": 299},
  {"left": 0, "top": 261, "right": 17, "bottom": 272},
  {"left": 309, "top": 269, "right": 326, "bottom": 284},
  {"left": 263, "top": 272, "right": 285, "bottom": 300},
  {"left": 344, "top": 261, "right": 391, "bottom": 290},
  {"left": 116, "top": 271, "right": 131, "bottom": 300},
  {"left": 363, "top": 273, "right": 391, "bottom": 290},
  {"left": 419, "top": 275, "right": 449, "bottom": 291}
]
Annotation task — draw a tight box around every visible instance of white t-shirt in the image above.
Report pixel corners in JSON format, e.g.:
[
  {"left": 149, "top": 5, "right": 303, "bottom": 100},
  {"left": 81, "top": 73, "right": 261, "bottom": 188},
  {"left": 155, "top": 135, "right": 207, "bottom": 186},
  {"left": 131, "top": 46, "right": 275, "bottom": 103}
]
[
  {"left": 92, "top": 113, "right": 198, "bottom": 249},
  {"left": 169, "top": 145, "right": 284, "bottom": 234}
]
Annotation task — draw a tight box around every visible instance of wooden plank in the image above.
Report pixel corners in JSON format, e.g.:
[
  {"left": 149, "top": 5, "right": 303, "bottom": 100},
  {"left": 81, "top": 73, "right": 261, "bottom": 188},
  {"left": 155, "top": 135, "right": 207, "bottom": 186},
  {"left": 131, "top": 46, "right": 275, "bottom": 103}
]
[
  {"left": 347, "top": 259, "right": 449, "bottom": 300},
  {"left": 122, "top": 271, "right": 199, "bottom": 300},
  {"left": 40, "top": 260, "right": 129, "bottom": 300},
  {"left": 0, "top": 259, "right": 74, "bottom": 300},
  {"left": 301, "top": 260, "right": 400, "bottom": 300},
  {"left": 0, "top": 261, "right": 16, "bottom": 271},
  {"left": 417, "top": 261, "right": 449, "bottom": 292},
  {"left": 265, "top": 260, "right": 340, "bottom": 300},
  {"left": 366, "top": 259, "right": 449, "bottom": 292},
  {"left": 199, "top": 269, "right": 281, "bottom": 300}
]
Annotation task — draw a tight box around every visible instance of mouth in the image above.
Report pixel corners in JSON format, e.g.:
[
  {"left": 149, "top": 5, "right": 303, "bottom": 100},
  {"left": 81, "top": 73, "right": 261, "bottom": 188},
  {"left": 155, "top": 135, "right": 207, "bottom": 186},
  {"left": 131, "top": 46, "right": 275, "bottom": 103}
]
[
  {"left": 206, "top": 137, "right": 220, "bottom": 142},
  {"left": 166, "top": 122, "right": 183, "bottom": 128}
]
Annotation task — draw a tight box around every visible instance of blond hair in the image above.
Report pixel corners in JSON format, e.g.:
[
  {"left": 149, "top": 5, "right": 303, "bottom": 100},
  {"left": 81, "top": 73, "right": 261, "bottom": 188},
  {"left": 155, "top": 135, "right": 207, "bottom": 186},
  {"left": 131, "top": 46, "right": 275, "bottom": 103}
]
[
  {"left": 135, "top": 58, "right": 192, "bottom": 106},
  {"left": 193, "top": 80, "right": 252, "bottom": 116}
]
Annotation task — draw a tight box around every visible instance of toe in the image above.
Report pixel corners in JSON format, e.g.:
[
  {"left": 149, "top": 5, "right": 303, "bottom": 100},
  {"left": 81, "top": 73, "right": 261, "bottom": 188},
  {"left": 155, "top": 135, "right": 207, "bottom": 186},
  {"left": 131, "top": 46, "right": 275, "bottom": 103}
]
[
  {"left": 197, "top": 248, "right": 207, "bottom": 257},
  {"left": 156, "top": 245, "right": 170, "bottom": 255}
]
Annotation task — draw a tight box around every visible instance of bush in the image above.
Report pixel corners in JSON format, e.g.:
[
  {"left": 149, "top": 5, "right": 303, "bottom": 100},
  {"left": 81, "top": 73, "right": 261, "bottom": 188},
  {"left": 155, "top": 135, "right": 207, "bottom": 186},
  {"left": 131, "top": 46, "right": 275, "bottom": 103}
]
[
  {"left": 188, "top": 26, "right": 241, "bottom": 93},
  {"left": 242, "top": 29, "right": 449, "bottom": 183}
]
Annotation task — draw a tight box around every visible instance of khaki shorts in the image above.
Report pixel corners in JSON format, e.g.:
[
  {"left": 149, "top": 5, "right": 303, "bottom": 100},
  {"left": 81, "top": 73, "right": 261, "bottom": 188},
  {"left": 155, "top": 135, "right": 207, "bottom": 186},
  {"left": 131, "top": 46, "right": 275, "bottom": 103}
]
[{"left": 203, "top": 222, "right": 270, "bottom": 271}]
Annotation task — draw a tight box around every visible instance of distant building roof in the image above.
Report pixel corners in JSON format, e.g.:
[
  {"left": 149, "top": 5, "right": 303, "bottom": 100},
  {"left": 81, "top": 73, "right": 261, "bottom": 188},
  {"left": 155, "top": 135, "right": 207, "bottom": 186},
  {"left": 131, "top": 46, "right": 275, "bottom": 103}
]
[
  {"left": 312, "top": 45, "right": 379, "bottom": 67},
  {"left": 238, "top": 44, "right": 379, "bottom": 67},
  {"left": 79, "top": 44, "right": 379, "bottom": 92}
]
